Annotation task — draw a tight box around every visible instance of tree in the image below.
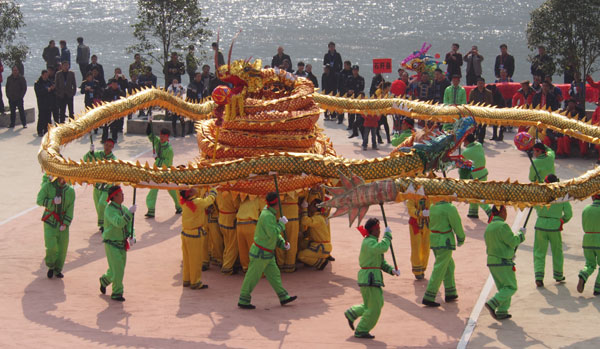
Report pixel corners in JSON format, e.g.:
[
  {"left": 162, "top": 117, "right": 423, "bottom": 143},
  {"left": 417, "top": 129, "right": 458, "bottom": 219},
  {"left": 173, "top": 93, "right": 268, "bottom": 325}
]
[
  {"left": 127, "top": 0, "right": 211, "bottom": 83},
  {"left": 526, "top": 0, "right": 600, "bottom": 78},
  {"left": 0, "top": 0, "right": 29, "bottom": 67}
]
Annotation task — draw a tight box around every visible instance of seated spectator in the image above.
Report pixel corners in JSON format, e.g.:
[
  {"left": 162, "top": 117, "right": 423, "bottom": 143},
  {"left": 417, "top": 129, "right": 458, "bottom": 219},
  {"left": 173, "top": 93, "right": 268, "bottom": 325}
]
[
  {"left": 488, "top": 84, "right": 507, "bottom": 141},
  {"left": 558, "top": 98, "right": 586, "bottom": 158},
  {"left": 305, "top": 64, "right": 318, "bottom": 88},
  {"left": 295, "top": 62, "right": 307, "bottom": 77},
  {"left": 167, "top": 78, "right": 186, "bottom": 137},
  {"left": 494, "top": 69, "right": 513, "bottom": 83}
]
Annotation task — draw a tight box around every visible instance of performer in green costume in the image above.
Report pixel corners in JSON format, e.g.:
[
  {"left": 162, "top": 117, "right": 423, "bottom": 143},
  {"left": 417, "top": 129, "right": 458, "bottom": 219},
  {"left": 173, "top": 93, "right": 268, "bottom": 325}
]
[
  {"left": 461, "top": 134, "right": 491, "bottom": 218},
  {"left": 238, "top": 192, "right": 297, "bottom": 309},
  {"left": 483, "top": 205, "right": 525, "bottom": 320},
  {"left": 344, "top": 218, "right": 399, "bottom": 339},
  {"left": 422, "top": 200, "right": 465, "bottom": 307},
  {"left": 100, "top": 186, "right": 136, "bottom": 301},
  {"left": 37, "top": 176, "right": 75, "bottom": 278},
  {"left": 577, "top": 194, "right": 600, "bottom": 296},
  {"left": 529, "top": 143, "right": 555, "bottom": 183},
  {"left": 391, "top": 118, "right": 415, "bottom": 147},
  {"left": 83, "top": 138, "right": 116, "bottom": 230},
  {"left": 533, "top": 174, "right": 572, "bottom": 287},
  {"left": 144, "top": 123, "right": 181, "bottom": 217}
]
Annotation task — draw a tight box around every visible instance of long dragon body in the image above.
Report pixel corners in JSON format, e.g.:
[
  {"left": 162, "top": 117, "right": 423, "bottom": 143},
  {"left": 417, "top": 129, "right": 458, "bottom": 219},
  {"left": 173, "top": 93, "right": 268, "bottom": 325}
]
[{"left": 38, "top": 60, "right": 600, "bottom": 208}]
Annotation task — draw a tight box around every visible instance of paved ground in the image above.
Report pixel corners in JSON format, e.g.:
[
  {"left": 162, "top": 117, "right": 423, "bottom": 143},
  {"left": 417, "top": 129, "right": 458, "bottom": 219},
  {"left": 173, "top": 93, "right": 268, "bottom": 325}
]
[{"left": 0, "top": 91, "right": 598, "bottom": 348}]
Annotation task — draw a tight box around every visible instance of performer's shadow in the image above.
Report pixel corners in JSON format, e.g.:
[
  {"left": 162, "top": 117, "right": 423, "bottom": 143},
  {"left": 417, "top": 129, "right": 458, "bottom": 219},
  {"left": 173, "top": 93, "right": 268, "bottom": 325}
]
[
  {"left": 538, "top": 284, "right": 588, "bottom": 314},
  {"left": 96, "top": 297, "right": 132, "bottom": 333},
  {"left": 489, "top": 320, "right": 546, "bottom": 348}
]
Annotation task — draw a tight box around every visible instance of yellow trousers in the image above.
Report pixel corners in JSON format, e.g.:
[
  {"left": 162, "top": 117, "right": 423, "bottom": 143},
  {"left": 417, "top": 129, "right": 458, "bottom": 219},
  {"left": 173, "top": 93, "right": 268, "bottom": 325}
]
[
  {"left": 409, "top": 226, "right": 431, "bottom": 276},
  {"left": 237, "top": 220, "right": 257, "bottom": 272},
  {"left": 181, "top": 228, "right": 207, "bottom": 287},
  {"left": 298, "top": 242, "right": 332, "bottom": 269},
  {"left": 219, "top": 213, "right": 237, "bottom": 275},
  {"left": 276, "top": 218, "right": 299, "bottom": 272},
  {"left": 208, "top": 219, "right": 223, "bottom": 266}
]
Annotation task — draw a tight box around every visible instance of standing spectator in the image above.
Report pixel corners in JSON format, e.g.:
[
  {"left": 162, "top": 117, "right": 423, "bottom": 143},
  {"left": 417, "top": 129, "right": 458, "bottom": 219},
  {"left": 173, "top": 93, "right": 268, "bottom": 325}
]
[
  {"left": 321, "top": 64, "right": 337, "bottom": 121},
  {"left": 337, "top": 61, "right": 354, "bottom": 124},
  {"left": 375, "top": 82, "right": 392, "bottom": 144},
  {"left": 80, "top": 72, "right": 100, "bottom": 109},
  {"left": 532, "top": 80, "right": 560, "bottom": 111},
  {"left": 432, "top": 68, "right": 450, "bottom": 104},
  {"left": 187, "top": 72, "right": 204, "bottom": 103},
  {"left": 111, "top": 68, "right": 129, "bottom": 92},
  {"left": 5, "top": 66, "right": 27, "bottom": 128},
  {"left": 323, "top": 42, "right": 343, "bottom": 73},
  {"left": 464, "top": 45, "right": 484, "bottom": 86},
  {"left": 127, "top": 73, "right": 140, "bottom": 120},
  {"left": 86, "top": 55, "right": 105, "bottom": 87},
  {"left": 443, "top": 74, "right": 466, "bottom": 131},
  {"left": 164, "top": 52, "right": 185, "bottom": 87},
  {"left": 59, "top": 40, "right": 71, "bottom": 65},
  {"left": 530, "top": 46, "right": 555, "bottom": 80},
  {"left": 212, "top": 42, "right": 225, "bottom": 68},
  {"left": 137, "top": 67, "right": 157, "bottom": 118},
  {"left": 468, "top": 77, "right": 493, "bottom": 143},
  {"left": 568, "top": 72, "right": 585, "bottom": 109},
  {"left": 488, "top": 84, "right": 506, "bottom": 141},
  {"left": 362, "top": 112, "right": 380, "bottom": 150},
  {"left": 412, "top": 72, "right": 434, "bottom": 101},
  {"left": 369, "top": 73, "right": 384, "bottom": 97},
  {"left": 344, "top": 65, "right": 365, "bottom": 131},
  {"left": 102, "top": 79, "right": 126, "bottom": 142},
  {"left": 494, "top": 44, "right": 515, "bottom": 79},
  {"left": 545, "top": 76, "right": 563, "bottom": 104},
  {"left": 46, "top": 67, "right": 60, "bottom": 124},
  {"left": 295, "top": 61, "right": 307, "bottom": 77},
  {"left": 128, "top": 53, "right": 145, "bottom": 79},
  {"left": 185, "top": 45, "right": 198, "bottom": 83},
  {"left": 445, "top": 43, "right": 463, "bottom": 78},
  {"left": 271, "top": 46, "right": 292, "bottom": 72},
  {"left": 305, "top": 64, "right": 318, "bottom": 88},
  {"left": 55, "top": 61, "right": 77, "bottom": 123},
  {"left": 0, "top": 58, "right": 4, "bottom": 113},
  {"left": 199, "top": 64, "right": 217, "bottom": 98},
  {"left": 35, "top": 70, "right": 56, "bottom": 136},
  {"left": 75, "top": 37, "right": 90, "bottom": 79},
  {"left": 167, "top": 79, "right": 186, "bottom": 137},
  {"left": 42, "top": 40, "right": 60, "bottom": 70}
]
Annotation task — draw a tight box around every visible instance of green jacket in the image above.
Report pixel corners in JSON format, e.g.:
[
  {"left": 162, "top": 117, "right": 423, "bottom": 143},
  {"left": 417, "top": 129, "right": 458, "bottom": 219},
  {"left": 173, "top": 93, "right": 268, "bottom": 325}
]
[
  {"left": 429, "top": 201, "right": 465, "bottom": 250},
  {"left": 484, "top": 216, "right": 525, "bottom": 266},
  {"left": 581, "top": 200, "right": 600, "bottom": 249},
  {"left": 103, "top": 202, "right": 133, "bottom": 246},
  {"left": 83, "top": 150, "right": 117, "bottom": 190},
  {"left": 357, "top": 232, "right": 394, "bottom": 287},
  {"left": 534, "top": 202, "right": 572, "bottom": 232},
  {"left": 36, "top": 180, "right": 75, "bottom": 229},
  {"left": 249, "top": 206, "right": 286, "bottom": 259},
  {"left": 443, "top": 85, "right": 467, "bottom": 105},
  {"left": 462, "top": 141, "right": 488, "bottom": 180},
  {"left": 529, "top": 146, "right": 555, "bottom": 182},
  {"left": 149, "top": 134, "right": 174, "bottom": 167},
  {"left": 391, "top": 129, "right": 413, "bottom": 147}
]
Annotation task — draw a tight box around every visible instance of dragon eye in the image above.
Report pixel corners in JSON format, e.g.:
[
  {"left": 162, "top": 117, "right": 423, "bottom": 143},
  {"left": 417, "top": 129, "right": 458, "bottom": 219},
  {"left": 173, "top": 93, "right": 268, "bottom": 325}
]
[{"left": 243, "top": 66, "right": 251, "bottom": 72}]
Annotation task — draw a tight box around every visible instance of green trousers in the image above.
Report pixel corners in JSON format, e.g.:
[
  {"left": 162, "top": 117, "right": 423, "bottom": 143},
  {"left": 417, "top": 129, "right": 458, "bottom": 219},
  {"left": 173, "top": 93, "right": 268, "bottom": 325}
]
[
  {"left": 100, "top": 243, "right": 127, "bottom": 298},
  {"left": 468, "top": 173, "right": 491, "bottom": 217},
  {"left": 486, "top": 265, "right": 517, "bottom": 316},
  {"left": 93, "top": 189, "right": 109, "bottom": 227},
  {"left": 44, "top": 225, "right": 69, "bottom": 273},
  {"left": 145, "top": 189, "right": 181, "bottom": 215},
  {"left": 534, "top": 229, "right": 564, "bottom": 281},
  {"left": 579, "top": 248, "right": 600, "bottom": 293},
  {"left": 345, "top": 286, "right": 384, "bottom": 335},
  {"left": 423, "top": 249, "right": 457, "bottom": 302},
  {"left": 238, "top": 255, "right": 290, "bottom": 305}
]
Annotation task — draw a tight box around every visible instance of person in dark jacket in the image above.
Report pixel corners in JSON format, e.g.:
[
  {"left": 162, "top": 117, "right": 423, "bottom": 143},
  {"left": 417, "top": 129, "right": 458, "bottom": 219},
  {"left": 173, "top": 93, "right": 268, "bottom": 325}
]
[
  {"left": 75, "top": 37, "right": 90, "bottom": 79},
  {"left": 369, "top": 74, "right": 384, "bottom": 97},
  {"left": 164, "top": 52, "right": 185, "bottom": 87},
  {"left": 530, "top": 46, "right": 555, "bottom": 80},
  {"left": 0, "top": 58, "right": 5, "bottom": 113},
  {"left": 305, "top": 64, "right": 318, "bottom": 88},
  {"left": 35, "top": 70, "right": 56, "bottom": 136},
  {"left": 42, "top": 40, "right": 60, "bottom": 70},
  {"left": 212, "top": 42, "right": 225, "bottom": 69},
  {"left": 345, "top": 65, "right": 365, "bottom": 132},
  {"left": 47, "top": 67, "right": 60, "bottom": 124},
  {"left": 102, "top": 79, "right": 126, "bottom": 143},
  {"left": 494, "top": 44, "right": 515, "bottom": 79},
  {"left": 321, "top": 64, "right": 338, "bottom": 121},
  {"left": 271, "top": 46, "right": 292, "bottom": 72},
  {"left": 55, "top": 61, "right": 77, "bottom": 123},
  {"left": 5, "top": 66, "right": 27, "bottom": 128},
  {"left": 338, "top": 61, "right": 354, "bottom": 124},
  {"left": 187, "top": 72, "right": 204, "bottom": 103},
  {"left": 432, "top": 68, "right": 450, "bottom": 104},
  {"left": 468, "top": 77, "right": 493, "bottom": 143},
  {"left": 86, "top": 55, "right": 105, "bottom": 87},
  {"left": 137, "top": 67, "right": 157, "bottom": 118},
  {"left": 488, "top": 84, "right": 507, "bottom": 141},
  {"left": 532, "top": 80, "right": 560, "bottom": 111},
  {"left": 445, "top": 43, "right": 463, "bottom": 78},
  {"left": 323, "top": 41, "right": 343, "bottom": 73},
  {"left": 80, "top": 71, "right": 101, "bottom": 109},
  {"left": 59, "top": 40, "right": 71, "bottom": 65}
]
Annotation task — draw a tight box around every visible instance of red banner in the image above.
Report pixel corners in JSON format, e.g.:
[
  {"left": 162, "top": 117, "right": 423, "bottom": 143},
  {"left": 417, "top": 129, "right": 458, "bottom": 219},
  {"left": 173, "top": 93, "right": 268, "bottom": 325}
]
[{"left": 373, "top": 58, "right": 392, "bottom": 74}]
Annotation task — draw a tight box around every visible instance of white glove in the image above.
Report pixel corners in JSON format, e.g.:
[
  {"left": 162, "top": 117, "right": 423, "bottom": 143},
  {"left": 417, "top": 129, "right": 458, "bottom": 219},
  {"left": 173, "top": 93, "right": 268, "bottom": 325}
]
[
  {"left": 129, "top": 204, "right": 137, "bottom": 214},
  {"left": 279, "top": 216, "right": 289, "bottom": 225},
  {"left": 519, "top": 227, "right": 526, "bottom": 234},
  {"left": 422, "top": 209, "right": 430, "bottom": 217},
  {"left": 392, "top": 269, "right": 401, "bottom": 276},
  {"left": 148, "top": 114, "right": 153, "bottom": 121},
  {"left": 301, "top": 200, "right": 309, "bottom": 208},
  {"left": 53, "top": 196, "right": 62, "bottom": 205},
  {"left": 384, "top": 226, "right": 392, "bottom": 234},
  {"left": 90, "top": 144, "right": 95, "bottom": 152},
  {"left": 284, "top": 242, "right": 291, "bottom": 250},
  {"left": 59, "top": 224, "right": 66, "bottom": 232},
  {"left": 128, "top": 237, "right": 136, "bottom": 245}
]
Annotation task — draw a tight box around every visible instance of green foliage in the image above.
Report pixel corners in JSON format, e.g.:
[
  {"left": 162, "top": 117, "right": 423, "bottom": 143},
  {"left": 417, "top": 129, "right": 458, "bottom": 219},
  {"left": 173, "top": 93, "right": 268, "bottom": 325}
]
[
  {"left": 0, "top": 0, "right": 29, "bottom": 66},
  {"left": 127, "top": 0, "right": 211, "bottom": 80},
  {"left": 526, "top": 0, "right": 600, "bottom": 77}
]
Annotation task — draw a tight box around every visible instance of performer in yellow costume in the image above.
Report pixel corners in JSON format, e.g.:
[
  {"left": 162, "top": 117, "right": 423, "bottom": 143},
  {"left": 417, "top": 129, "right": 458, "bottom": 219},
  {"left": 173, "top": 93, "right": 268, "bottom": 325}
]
[
  {"left": 406, "top": 198, "right": 431, "bottom": 280},
  {"left": 276, "top": 194, "right": 300, "bottom": 272},
  {"left": 216, "top": 191, "right": 240, "bottom": 275},
  {"left": 298, "top": 199, "right": 332, "bottom": 270},
  {"left": 237, "top": 196, "right": 263, "bottom": 272}
]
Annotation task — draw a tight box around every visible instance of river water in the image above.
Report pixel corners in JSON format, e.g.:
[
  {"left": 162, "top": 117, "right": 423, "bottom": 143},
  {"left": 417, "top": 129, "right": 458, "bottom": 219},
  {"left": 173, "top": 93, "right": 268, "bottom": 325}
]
[{"left": 17, "top": 0, "right": 544, "bottom": 87}]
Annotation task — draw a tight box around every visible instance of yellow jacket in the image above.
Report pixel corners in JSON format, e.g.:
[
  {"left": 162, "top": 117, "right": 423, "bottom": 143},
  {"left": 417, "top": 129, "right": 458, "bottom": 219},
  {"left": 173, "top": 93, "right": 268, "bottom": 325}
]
[
  {"left": 182, "top": 192, "right": 217, "bottom": 230},
  {"left": 237, "top": 197, "right": 262, "bottom": 221}
]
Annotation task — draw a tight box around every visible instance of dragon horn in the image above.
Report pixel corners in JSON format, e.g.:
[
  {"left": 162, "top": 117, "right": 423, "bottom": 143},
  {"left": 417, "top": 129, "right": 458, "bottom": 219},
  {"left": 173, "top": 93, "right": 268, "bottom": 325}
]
[{"left": 228, "top": 29, "right": 242, "bottom": 72}]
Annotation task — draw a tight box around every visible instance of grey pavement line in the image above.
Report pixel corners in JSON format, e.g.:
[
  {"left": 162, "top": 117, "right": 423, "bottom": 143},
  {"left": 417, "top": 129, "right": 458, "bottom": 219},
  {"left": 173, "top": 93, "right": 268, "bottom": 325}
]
[
  {"left": 0, "top": 148, "right": 152, "bottom": 227},
  {"left": 457, "top": 209, "right": 526, "bottom": 349}
]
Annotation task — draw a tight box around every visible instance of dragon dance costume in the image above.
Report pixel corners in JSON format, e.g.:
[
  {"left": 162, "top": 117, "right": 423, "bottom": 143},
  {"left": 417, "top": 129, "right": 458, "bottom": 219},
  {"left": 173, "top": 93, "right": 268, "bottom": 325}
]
[{"left": 83, "top": 150, "right": 116, "bottom": 229}]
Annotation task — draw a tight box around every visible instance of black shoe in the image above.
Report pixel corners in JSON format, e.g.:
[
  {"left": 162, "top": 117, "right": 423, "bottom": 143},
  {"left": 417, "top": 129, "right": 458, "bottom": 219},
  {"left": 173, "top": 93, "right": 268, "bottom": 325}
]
[
  {"left": 318, "top": 259, "right": 329, "bottom": 271},
  {"left": 191, "top": 283, "right": 208, "bottom": 290},
  {"left": 145, "top": 213, "right": 154, "bottom": 218},
  {"left": 577, "top": 276, "right": 585, "bottom": 293},
  {"left": 555, "top": 276, "right": 566, "bottom": 283},
  {"left": 238, "top": 303, "right": 256, "bottom": 309},
  {"left": 327, "top": 256, "right": 335, "bottom": 261},
  {"left": 422, "top": 299, "right": 441, "bottom": 307},
  {"left": 354, "top": 332, "right": 375, "bottom": 339},
  {"left": 280, "top": 295, "right": 297, "bottom": 306},
  {"left": 182, "top": 281, "right": 191, "bottom": 287},
  {"left": 490, "top": 137, "right": 497, "bottom": 141},
  {"left": 377, "top": 139, "right": 384, "bottom": 144},
  {"left": 337, "top": 120, "right": 343, "bottom": 124},
  {"left": 202, "top": 265, "right": 209, "bottom": 271},
  {"left": 344, "top": 312, "right": 355, "bottom": 330},
  {"left": 47, "top": 269, "right": 54, "bottom": 278},
  {"left": 467, "top": 214, "right": 479, "bottom": 219},
  {"left": 112, "top": 295, "right": 126, "bottom": 302},
  {"left": 372, "top": 146, "right": 378, "bottom": 150},
  {"left": 535, "top": 280, "right": 544, "bottom": 288},
  {"left": 55, "top": 272, "right": 64, "bottom": 278},
  {"left": 445, "top": 295, "right": 458, "bottom": 302},
  {"left": 23, "top": 124, "right": 27, "bottom": 128},
  {"left": 348, "top": 134, "right": 358, "bottom": 138},
  {"left": 415, "top": 274, "right": 425, "bottom": 280},
  {"left": 99, "top": 227, "right": 104, "bottom": 233},
  {"left": 496, "top": 313, "right": 512, "bottom": 320},
  {"left": 100, "top": 278, "right": 106, "bottom": 294},
  {"left": 8, "top": 124, "right": 15, "bottom": 129},
  {"left": 362, "top": 146, "right": 368, "bottom": 151},
  {"left": 346, "top": 127, "right": 352, "bottom": 130},
  {"left": 497, "top": 136, "right": 504, "bottom": 141},
  {"left": 175, "top": 208, "right": 182, "bottom": 214},
  {"left": 485, "top": 303, "right": 497, "bottom": 319}
]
